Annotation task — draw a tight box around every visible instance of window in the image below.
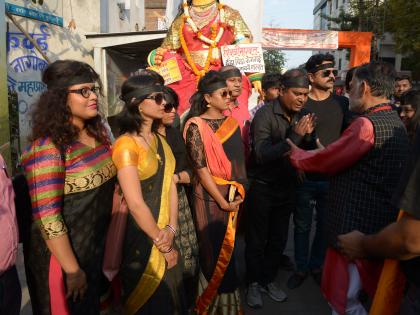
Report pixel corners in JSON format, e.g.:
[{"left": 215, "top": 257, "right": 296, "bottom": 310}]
[{"left": 336, "top": 0, "right": 339, "bottom": 9}]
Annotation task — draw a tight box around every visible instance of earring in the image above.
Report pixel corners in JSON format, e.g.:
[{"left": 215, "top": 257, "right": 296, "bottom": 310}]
[{"left": 206, "top": 104, "right": 212, "bottom": 108}]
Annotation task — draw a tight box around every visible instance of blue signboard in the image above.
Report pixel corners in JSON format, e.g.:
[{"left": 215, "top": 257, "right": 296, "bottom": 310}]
[{"left": 5, "top": 2, "right": 63, "bottom": 27}]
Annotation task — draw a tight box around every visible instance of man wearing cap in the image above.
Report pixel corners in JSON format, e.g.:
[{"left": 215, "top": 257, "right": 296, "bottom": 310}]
[
  {"left": 245, "top": 68, "right": 316, "bottom": 308},
  {"left": 287, "top": 54, "right": 350, "bottom": 289}
]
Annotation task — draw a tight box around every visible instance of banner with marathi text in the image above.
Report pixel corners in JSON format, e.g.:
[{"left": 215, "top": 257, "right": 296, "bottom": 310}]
[{"left": 262, "top": 29, "right": 339, "bottom": 50}]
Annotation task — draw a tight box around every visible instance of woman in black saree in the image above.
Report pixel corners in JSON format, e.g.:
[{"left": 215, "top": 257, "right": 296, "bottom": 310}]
[
  {"left": 184, "top": 71, "right": 247, "bottom": 314},
  {"left": 112, "top": 75, "right": 187, "bottom": 314}
]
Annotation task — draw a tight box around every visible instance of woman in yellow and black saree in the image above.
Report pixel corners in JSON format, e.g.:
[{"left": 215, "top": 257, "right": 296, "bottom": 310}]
[
  {"left": 112, "top": 75, "right": 187, "bottom": 315},
  {"left": 20, "top": 60, "right": 116, "bottom": 315},
  {"left": 184, "top": 71, "right": 247, "bottom": 314}
]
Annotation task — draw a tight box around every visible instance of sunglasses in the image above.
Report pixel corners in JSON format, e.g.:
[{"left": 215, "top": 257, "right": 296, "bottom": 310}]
[
  {"left": 144, "top": 93, "right": 164, "bottom": 105},
  {"left": 164, "top": 103, "right": 177, "bottom": 113},
  {"left": 68, "top": 86, "right": 100, "bottom": 98},
  {"left": 220, "top": 90, "right": 232, "bottom": 98},
  {"left": 321, "top": 69, "right": 338, "bottom": 78}
]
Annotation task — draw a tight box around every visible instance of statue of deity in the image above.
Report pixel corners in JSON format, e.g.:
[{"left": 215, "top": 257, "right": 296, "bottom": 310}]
[{"left": 150, "top": 0, "right": 262, "bottom": 115}]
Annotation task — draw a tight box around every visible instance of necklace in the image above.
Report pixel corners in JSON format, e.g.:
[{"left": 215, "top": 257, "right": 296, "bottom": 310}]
[
  {"left": 182, "top": 0, "right": 225, "bottom": 46},
  {"left": 139, "top": 133, "right": 162, "bottom": 165}
]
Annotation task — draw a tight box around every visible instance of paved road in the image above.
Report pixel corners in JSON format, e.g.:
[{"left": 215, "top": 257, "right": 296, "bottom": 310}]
[{"left": 18, "top": 221, "right": 331, "bottom": 315}]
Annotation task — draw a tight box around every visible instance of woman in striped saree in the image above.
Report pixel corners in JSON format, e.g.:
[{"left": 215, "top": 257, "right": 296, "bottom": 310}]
[{"left": 21, "top": 60, "right": 116, "bottom": 315}]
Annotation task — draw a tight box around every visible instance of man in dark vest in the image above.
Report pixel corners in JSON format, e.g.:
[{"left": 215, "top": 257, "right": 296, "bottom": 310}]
[
  {"left": 338, "top": 127, "right": 420, "bottom": 315},
  {"left": 287, "top": 62, "right": 409, "bottom": 315}
]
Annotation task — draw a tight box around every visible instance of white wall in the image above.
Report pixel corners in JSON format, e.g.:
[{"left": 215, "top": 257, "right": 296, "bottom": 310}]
[{"left": 101, "top": 0, "right": 145, "bottom": 33}]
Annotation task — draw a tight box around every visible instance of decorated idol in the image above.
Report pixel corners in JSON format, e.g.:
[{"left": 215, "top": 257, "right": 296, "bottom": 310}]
[{"left": 150, "top": 0, "right": 261, "bottom": 115}]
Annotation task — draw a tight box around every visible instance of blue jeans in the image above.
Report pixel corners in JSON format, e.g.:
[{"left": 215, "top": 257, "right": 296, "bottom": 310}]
[{"left": 294, "top": 180, "right": 329, "bottom": 273}]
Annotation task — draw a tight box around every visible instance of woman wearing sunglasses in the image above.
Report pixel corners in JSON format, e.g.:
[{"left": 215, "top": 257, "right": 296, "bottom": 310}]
[
  {"left": 20, "top": 60, "right": 116, "bottom": 315},
  {"left": 112, "top": 75, "right": 185, "bottom": 314},
  {"left": 156, "top": 86, "right": 199, "bottom": 311},
  {"left": 183, "top": 71, "right": 247, "bottom": 313}
]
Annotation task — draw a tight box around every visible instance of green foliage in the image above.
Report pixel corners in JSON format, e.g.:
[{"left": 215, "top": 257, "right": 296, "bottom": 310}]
[
  {"left": 386, "top": 0, "right": 420, "bottom": 79},
  {"left": 322, "top": 0, "right": 420, "bottom": 77},
  {"left": 263, "top": 49, "right": 285, "bottom": 73}
]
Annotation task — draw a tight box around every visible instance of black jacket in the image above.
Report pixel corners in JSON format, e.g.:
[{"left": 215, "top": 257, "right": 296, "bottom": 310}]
[{"left": 248, "top": 98, "right": 316, "bottom": 186}]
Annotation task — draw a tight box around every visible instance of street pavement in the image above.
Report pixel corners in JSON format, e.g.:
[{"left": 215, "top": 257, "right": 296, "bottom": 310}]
[{"left": 18, "top": 219, "right": 331, "bottom": 315}]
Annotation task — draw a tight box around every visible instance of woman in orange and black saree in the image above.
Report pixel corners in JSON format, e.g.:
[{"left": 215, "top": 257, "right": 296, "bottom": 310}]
[
  {"left": 184, "top": 71, "right": 247, "bottom": 314},
  {"left": 112, "top": 75, "right": 187, "bottom": 314},
  {"left": 20, "top": 60, "right": 116, "bottom": 315}
]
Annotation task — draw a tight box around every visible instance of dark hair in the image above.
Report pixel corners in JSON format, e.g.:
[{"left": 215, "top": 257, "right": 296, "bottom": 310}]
[
  {"left": 187, "top": 70, "right": 226, "bottom": 119},
  {"left": 396, "top": 74, "right": 412, "bottom": 84},
  {"left": 400, "top": 89, "right": 420, "bottom": 140},
  {"left": 353, "top": 62, "right": 396, "bottom": 98},
  {"left": 117, "top": 75, "right": 163, "bottom": 134},
  {"left": 281, "top": 68, "right": 309, "bottom": 90},
  {"left": 30, "top": 60, "right": 110, "bottom": 149},
  {"left": 262, "top": 72, "right": 282, "bottom": 91},
  {"left": 163, "top": 86, "right": 179, "bottom": 109},
  {"left": 305, "top": 53, "right": 335, "bottom": 73},
  {"left": 137, "top": 68, "right": 165, "bottom": 85},
  {"left": 345, "top": 67, "right": 357, "bottom": 92}
]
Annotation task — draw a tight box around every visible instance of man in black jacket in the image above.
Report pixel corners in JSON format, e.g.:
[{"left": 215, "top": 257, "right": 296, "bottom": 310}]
[
  {"left": 287, "top": 53, "right": 350, "bottom": 289},
  {"left": 245, "top": 68, "right": 316, "bottom": 308}
]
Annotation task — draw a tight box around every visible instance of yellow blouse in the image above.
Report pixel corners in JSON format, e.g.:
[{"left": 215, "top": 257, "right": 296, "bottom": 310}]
[{"left": 112, "top": 134, "right": 159, "bottom": 180}]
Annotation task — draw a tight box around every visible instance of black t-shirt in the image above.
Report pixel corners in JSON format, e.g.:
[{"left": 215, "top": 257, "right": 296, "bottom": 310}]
[
  {"left": 303, "top": 94, "right": 350, "bottom": 181},
  {"left": 397, "top": 129, "right": 420, "bottom": 286}
]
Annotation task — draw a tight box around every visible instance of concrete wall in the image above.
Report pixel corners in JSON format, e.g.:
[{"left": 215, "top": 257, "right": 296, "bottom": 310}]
[
  {"left": 6, "top": 0, "right": 101, "bottom": 149},
  {"left": 101, "top": 0, "right": 145, "bottom": 33}
]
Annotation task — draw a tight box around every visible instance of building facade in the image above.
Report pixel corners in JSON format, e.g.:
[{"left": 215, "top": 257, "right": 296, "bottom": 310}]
[{"left": 313, "top": 0, "right": 407, "bottom": 75}]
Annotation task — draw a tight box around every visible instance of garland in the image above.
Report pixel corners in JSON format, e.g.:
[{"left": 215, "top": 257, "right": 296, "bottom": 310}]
[
  {"left": 180, "top": 17, "right": 217, "bottom": 79},
  {"left": 183, "top": 0, "right": 225, "bottom": 46}
]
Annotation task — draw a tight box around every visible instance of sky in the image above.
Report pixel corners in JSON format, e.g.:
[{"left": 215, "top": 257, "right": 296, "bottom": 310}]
[{"left": 263, "top": 0, "right": 315, "bottom": 69}]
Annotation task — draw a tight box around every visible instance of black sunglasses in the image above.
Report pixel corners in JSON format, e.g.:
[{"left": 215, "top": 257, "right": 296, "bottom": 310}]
[
  {"left": 144, "top": 93, "right": 164, "bottom": 105},
  {"left": 220, "top": 90, "right": 232, "bottom": 98},
  {"left": 321, "top": 69, "right": 338, "bottom": 78},
  {"left": 164, "top": 103, "right": 177, "bottom": 113},
  {"left": 68, "top": 86, "right": 100, "bottom": 98}
]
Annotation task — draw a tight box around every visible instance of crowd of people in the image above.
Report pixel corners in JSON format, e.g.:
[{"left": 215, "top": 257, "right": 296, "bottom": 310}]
[{"left": 0, "top": 52, "right": 419, "bottom": 315}]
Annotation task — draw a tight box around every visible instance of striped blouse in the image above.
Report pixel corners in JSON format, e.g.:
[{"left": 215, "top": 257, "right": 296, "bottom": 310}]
[{"left": 21, "top": 137, "right": 116, "bottom": 240}]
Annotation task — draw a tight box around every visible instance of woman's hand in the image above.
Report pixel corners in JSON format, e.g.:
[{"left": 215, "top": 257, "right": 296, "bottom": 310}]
[
  {"left": 173, "top": 173, "right": 180, "bottom": 185},
  {"left": 154, "top": 228, "right": 175, "bottom": 252},
  {"left": 221, "top": 195, "right": 243, "bottom": 212},
  {"left": 65, "top": 269, "right": 88, "bottom": 302},
  {"left": 164, "top": 249, "right": 178, "bottom": 269}
]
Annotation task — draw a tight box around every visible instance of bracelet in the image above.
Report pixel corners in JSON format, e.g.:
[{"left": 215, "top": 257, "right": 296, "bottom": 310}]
[
  {"left": 165, "top": 224, "right": 176, "bottom": 235},
  {"left": 160, "top": 246, "right": 173, "bottom": 254}
]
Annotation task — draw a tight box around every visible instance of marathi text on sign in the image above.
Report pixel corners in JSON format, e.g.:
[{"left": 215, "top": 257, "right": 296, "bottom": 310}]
[
  {"left": 221, "top": 43, "right": 265, "bottom": 73},
  {"left": 149, "top": 57, "right": 182, "bottom": 85},
  {"left": 262, "top": 29, "right": 339, "bottom": 50}
]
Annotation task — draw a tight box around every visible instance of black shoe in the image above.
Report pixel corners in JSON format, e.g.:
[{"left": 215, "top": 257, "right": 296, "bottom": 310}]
[
  {"left": 311, "top": 269, "right": 322, "bottom": 286},
  {"left": 287, "top": 272, "right": 307, "bottom": 289},
  {"left": 279, "top": 254, "right": 294, "bottom": 271}
]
